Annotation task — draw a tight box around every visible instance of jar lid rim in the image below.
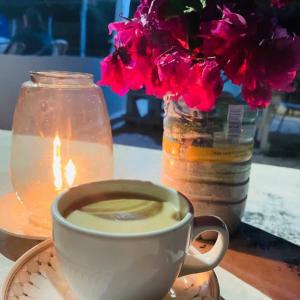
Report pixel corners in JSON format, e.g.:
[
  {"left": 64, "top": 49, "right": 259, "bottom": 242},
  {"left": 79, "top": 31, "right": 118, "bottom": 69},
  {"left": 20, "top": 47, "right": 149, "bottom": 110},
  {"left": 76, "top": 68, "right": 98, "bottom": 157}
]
[{"left": 30, "top": 71, "right": 93, "bottom": 80}]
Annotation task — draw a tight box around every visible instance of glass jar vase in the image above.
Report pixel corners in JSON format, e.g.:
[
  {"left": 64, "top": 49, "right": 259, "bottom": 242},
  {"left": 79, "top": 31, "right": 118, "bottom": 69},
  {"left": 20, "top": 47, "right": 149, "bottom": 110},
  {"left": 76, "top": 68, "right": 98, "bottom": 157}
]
[
  {"left": 11, "top": 71, "right": 113, "bottom": 235},
  {"left": 161, "top": 95, "right": 258, "bottom": 235}
]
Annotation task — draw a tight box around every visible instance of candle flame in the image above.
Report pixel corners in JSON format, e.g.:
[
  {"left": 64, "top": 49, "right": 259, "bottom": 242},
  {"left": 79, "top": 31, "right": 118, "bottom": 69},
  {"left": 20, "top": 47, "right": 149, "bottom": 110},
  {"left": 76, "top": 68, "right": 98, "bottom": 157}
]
[
  {"left": 53, "top": 135, "right": 77, "bottom": 191},
  {"left": 65, "top": 159, "right": 76, "bottom": 187},
  {"left": 53, "top": 135, "right": 63, "bottom": 191}
]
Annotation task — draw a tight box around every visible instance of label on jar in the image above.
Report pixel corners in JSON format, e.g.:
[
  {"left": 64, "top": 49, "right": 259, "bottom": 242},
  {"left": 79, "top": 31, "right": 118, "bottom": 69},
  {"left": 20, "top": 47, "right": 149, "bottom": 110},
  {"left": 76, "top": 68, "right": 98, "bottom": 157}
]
[
  {"left": 163, "top": 137, "right": 253, "bottom": 163},
  {"left": 227, "top": 105, "right": 244, "bottom": 139}
]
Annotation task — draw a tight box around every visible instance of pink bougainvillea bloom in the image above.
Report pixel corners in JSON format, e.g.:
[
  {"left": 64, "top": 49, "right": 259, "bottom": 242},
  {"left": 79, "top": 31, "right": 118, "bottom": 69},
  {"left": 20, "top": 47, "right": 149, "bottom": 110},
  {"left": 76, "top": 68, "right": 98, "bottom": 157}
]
[
  {"left": 99, "top": 1, "right": 300, "bottom": 111},
  {"left": 100, "top": 18, "right": 155, "bottom": 94},
  {"left": 237, "top": 32, "right": 300, "bottom": 107},
  {"left": 200, "top": 6, "right": 300, "bottom": 108},
  {"left": 144, "top": 67, "right": 166, "bottom": 99},
  {"left": 134, "top": 0, "right": 188, "bottom": 48},
  {"left": 99, "top": 53, "right": 129, "bottom": 95},
  {"left": 182, "top": 60, "right": 223, "bottom": 112},
  {"left": 242, "top": 84, "right": 272, "bottom": 109},
  {"left": 99, "top": 46, "right": 148, "bottom": 95},
  {"left": 250, "top": 35, "right": 300, "bottom": 91},
  {"left": 134, "top": 0, "right": 162, "bottom": 19},
  {"left": 109, "top": 20, "right": 145, "bottom": 50},
  {"left": 271, "top": 0, "right": 293, "bottom": 8},
  {"left": 200, "top": 7, "right": 247, "bottom": 59},
  {"left": 156, "top": 50, "right": 192, "bottom": 97},
  {"left": 157, "top": 16, "right": 188, "bottom": 49},
  {"left": 102, "top": 15, "right": 189, "bottom": 96}
]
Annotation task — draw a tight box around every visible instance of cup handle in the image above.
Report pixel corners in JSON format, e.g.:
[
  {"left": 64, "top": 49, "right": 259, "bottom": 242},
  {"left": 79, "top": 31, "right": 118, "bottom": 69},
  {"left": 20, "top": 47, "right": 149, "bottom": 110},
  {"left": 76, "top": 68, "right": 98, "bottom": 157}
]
[{"left": 179, "top": 216, "right": 229, "bottom": 276}]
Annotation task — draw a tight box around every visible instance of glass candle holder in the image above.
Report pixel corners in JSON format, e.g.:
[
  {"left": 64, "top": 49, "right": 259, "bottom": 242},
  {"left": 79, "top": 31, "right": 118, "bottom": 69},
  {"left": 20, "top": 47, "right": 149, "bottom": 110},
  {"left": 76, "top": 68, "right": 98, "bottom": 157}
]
[{"left": 11, "top": 71, "right": 113, "bottom": 233}]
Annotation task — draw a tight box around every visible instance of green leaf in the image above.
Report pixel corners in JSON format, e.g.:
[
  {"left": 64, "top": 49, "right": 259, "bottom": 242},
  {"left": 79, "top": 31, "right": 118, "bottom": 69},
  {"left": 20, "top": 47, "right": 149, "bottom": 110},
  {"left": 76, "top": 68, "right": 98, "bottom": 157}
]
[
  {"left": 199, "top": 0, "right": 207, "bottom": 8},
  {"left": 184, "top": 6, "right": 196, "bottom": 13},
  {"left": 163, "top": 0, "right": 203, "bottom": 20}
]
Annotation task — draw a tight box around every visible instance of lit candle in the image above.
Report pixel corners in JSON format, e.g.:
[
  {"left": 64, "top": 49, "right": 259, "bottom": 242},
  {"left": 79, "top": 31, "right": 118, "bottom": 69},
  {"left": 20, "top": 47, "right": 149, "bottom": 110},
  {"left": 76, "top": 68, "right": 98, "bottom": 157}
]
[
  {"left": 53, "top": 135, "right": 77, "bottom": 191},
  {"left": 53, "top": 135, "right": 63, "bottom": 191},
  {"left": 65, "top": 159, "right": 76, "bottom": 187}
]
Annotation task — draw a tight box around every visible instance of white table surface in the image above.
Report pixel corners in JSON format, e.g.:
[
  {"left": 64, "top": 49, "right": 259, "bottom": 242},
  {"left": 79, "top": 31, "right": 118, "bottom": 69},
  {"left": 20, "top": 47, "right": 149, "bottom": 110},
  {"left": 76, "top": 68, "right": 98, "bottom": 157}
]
[{"left": 1, "top": 129, "right": 299, "bottom": 299}]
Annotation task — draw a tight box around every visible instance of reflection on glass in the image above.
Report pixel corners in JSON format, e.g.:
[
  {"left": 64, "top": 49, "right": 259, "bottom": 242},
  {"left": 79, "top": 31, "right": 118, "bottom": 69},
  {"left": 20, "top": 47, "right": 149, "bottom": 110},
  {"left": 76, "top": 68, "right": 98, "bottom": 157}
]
[{"left": 11, "top": 71, "right": 113, "bottom": 233}]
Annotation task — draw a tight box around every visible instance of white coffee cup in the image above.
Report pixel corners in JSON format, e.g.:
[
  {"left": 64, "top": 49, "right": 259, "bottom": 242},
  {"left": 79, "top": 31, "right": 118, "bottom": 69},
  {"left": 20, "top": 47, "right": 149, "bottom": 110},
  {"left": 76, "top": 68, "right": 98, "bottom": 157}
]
[{"left": 52, "top": 180, "right": 229, "bottom": 300}]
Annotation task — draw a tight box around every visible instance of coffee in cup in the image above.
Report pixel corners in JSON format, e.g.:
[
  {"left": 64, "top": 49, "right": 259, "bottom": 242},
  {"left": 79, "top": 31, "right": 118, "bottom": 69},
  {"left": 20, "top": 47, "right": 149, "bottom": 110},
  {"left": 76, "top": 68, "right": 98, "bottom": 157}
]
[
  {"left": 65, "top": 194, "right": 182, "bottom": 234},
  {"left": 52, "top": 180, "right": 229, "bottom": 300}
]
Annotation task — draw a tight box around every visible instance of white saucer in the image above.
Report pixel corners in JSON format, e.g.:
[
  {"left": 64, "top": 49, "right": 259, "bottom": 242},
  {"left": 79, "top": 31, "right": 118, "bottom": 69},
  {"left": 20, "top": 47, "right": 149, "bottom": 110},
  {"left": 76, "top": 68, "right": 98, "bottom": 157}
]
[{"left": 2, "top": 240, "right": 220, "bottom": 300}]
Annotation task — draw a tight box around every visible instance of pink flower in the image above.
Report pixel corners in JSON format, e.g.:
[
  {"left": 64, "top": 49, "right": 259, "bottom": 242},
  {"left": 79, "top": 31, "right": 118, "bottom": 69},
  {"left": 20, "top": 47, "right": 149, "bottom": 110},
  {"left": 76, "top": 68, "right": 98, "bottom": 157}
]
[
  {"left": 250, "top": 29, "right": 300, "bottom": 90},
  {"left": 100, "top": 11, "right": 188, "bottom": 98},
  {"left": 144, "top": 67, "right": 166, "bottom": 98},
  {"left": 156, "top": 17, "right": 188, "bottom": 49},
  {"left": 143, "top": 50, "right": 191, "bottom": 99},
  {"left": 99, "top": 45, "right": 150, "bottom": 94},
  {"left": 271, "top": 0, "right": 293, "bottom": 8},
  {"left": 200, "top": 7, "right": 247, "bottom": 59},
  {"left": 200, "top": 6, "right": 300, "bottom": 108},
  {"left": 108, "top": 20, "right": 144, "bottom": 50},
  {"left": 99, "top": 19, "right": 153, "bottom": 94},
  {"left": 156, "top": 50, "right": 192, "bottom": 97},
  {"left": 242, "top": 84, "right": 272, "bottom": 109},
  {"left": 134, "top": 0, "right": 160, "bottom": 19},
  {"left": 99, "top": 1, "right": 300, "bottom": 112},
  {"left": 235, "top": 31, "right": 300, "bottom": 107},
  {"left": 134, "top": 0, "right": 188, "bottom": 48},
  {"left": 99, "top": 53, "right": 129, "bottom": 95},
  {"left": 182, "top": 60, "right": 223, "bottom": 112}
]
